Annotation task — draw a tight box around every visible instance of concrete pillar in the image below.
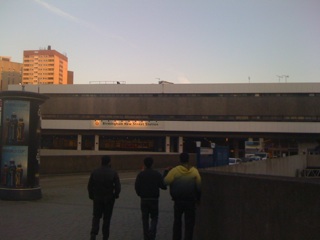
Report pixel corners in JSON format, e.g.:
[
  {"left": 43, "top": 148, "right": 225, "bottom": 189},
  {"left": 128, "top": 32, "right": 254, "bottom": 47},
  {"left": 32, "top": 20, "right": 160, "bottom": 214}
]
[
  {"left": 94, "top": 135, "right": 99, "bottom": 151},
  {"left": 178, "top": 136, "right": 183, "bottom": 153},
  {"left": 259, "top": 138, "right": 264, "bottom": 151},
  {"left": 77, "top": 134, "right": 82, "bottom": 150},
  {"left": 165, "top": 136, "right": 170, "bottom": 153}
]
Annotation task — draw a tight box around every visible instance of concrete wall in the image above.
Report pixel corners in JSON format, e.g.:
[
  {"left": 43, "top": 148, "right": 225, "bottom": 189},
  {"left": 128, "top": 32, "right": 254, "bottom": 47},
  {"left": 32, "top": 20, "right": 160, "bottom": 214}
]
[
  {"left": 195, "top": 171, "right": 320, "bottom": 240},
  {"left": 210, "top": 155, "right": 307, "bottom": 177},
  {"left": 39, "top": 150, "right": 196, "bottom": 174},
  {"left": 307, "top": 155, "right": 320, "bottom": 168}
]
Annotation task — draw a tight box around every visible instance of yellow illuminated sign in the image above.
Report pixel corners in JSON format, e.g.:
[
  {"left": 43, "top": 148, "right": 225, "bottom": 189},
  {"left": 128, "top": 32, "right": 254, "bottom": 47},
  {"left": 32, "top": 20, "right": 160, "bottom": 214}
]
[{"left": 92, "top": 120, "right": 161, "bottom": 129}]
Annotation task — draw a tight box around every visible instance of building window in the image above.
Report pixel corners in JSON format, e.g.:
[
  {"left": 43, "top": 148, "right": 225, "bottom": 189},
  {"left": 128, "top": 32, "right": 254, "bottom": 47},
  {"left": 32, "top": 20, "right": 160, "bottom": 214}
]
[{"left": 41, "top": 135, "right": 77, "bottom": 150}]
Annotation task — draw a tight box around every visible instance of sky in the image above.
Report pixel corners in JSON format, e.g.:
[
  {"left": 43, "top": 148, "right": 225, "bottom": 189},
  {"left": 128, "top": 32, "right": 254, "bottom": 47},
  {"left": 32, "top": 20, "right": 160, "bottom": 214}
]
[{"left": 1, "top": 0, "right": 320, "bottom": 84}]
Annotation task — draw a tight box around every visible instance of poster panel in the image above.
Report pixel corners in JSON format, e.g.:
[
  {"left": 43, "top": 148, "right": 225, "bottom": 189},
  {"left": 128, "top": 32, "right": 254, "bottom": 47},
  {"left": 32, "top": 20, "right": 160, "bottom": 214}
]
[
  {"left": 2, "top": 100, "right": 30, "bottom": 145},
  {"left": 1, "top": 146, "right": 28, "bottom": 187}
]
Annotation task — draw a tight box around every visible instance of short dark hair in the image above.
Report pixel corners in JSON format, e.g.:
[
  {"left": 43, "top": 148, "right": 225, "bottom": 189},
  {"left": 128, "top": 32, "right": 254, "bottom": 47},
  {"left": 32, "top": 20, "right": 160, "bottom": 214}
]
[
  {"left": 144, "top": 157, "right": 153, "bottom": 168},
  {"left": 180, "top": 152, "right": 189, "bottom": 163},
  {"left": 101, "top": 156, "right": 111, "bottom": 166}
]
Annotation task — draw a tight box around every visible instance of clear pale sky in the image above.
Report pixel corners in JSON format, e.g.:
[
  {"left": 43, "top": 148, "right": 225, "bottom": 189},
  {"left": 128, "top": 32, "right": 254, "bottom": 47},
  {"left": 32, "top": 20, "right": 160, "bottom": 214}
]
[{"left": 1, "top": 0, "right": 319, "bottom": 84}]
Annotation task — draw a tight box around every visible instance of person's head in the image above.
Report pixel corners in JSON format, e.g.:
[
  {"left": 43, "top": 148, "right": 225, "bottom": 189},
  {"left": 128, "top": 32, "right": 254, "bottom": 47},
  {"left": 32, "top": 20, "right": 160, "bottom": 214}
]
[
  {"left": 180, "top": 152, "right": 189, "bottom": 163},
  {"left": 144, "top": 157, "right": 153, "bottom": 168},
  {"left": 101, "top": 155, "right": 111, "bottom": 166}
]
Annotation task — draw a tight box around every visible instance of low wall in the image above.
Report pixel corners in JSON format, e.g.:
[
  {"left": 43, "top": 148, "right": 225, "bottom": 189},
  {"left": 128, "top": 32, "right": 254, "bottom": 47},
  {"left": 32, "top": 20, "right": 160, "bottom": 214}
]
[
  {"left": 39, "top": 150, "right": 196, "bottom": 174},
  {"left": 195, "top": 171, "right": 320, "bottom": 240}
]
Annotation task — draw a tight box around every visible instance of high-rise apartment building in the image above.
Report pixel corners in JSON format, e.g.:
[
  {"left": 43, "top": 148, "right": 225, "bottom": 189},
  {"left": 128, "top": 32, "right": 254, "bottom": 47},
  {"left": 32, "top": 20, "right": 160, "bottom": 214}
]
[
  {"left": 22, "top": 46, "right": 72, "bottom": 85},
  {"left": 0, "top": 56, "right": 22, "bottom": 90}
]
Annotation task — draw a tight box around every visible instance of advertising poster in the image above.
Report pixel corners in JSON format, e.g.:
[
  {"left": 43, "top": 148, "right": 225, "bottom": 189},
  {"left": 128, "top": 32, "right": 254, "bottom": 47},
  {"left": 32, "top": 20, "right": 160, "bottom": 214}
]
[
  {"left": 1, "top": 100, "right": 30, "bottom": 188},
  {"left": 1, "top": 146, "right": 28, "bottom": 187},
  {"left": 2, "top": 100, "right": 30, "bottom": 145}
]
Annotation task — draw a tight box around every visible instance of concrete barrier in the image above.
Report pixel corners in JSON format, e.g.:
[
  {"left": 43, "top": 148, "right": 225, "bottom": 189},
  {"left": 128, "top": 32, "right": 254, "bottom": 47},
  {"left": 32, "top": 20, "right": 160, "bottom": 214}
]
[{"left": 195, "top": 170, "right": 320, "bottom": 240}]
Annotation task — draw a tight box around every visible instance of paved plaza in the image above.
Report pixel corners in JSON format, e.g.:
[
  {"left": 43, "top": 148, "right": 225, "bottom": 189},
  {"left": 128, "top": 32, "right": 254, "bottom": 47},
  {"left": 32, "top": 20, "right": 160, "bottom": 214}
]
[{"left": 0, "top": 171, "right": 177, "bottom": 240}]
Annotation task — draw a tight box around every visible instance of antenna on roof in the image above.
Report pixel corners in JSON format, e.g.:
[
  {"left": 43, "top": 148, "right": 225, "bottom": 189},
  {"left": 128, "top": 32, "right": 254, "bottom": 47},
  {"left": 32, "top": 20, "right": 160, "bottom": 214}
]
[{"left": 277, "top": 75, "right": 282, "bottom": 82}]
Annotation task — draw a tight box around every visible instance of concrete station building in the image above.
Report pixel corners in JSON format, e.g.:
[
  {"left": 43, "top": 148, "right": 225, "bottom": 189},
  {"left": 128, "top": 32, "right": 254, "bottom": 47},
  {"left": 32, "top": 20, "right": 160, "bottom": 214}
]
[{"left": 8, "top": 82, "right": 320, "bottom": 159}]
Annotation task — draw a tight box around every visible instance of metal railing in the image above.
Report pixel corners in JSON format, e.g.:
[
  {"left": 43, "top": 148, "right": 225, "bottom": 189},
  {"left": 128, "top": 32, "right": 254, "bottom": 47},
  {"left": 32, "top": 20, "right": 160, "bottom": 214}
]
[{"left": 301, "top": 169, "right": 320, "bottom": 178}]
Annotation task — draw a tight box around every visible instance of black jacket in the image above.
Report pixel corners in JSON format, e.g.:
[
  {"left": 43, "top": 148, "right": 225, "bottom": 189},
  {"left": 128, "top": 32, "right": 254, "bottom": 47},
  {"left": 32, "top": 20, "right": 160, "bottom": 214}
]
[
  {"left": 87, "top": 165, "right": 121, "bottom": 200},
  {"left": 135, "top": 168, "right": 166, "bottom": 199}
]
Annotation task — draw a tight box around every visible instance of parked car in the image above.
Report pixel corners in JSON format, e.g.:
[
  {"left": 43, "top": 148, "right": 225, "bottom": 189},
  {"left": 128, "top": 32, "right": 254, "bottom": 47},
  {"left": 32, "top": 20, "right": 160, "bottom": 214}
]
[
  {"left": 253, "top": 152, "right": 269, "bottom": 160},
  {"left": 229, "top": 158, "right": 242, "bottom": 165},
  {"left": 248, "top": 156, "right": 261, "bottom": 161}
]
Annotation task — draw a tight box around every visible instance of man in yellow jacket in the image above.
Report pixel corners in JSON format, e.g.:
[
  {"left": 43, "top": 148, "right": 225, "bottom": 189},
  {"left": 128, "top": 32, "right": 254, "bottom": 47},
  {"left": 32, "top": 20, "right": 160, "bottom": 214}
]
[{"left": 164, "top": 152, "right": 201, "bottom": 240}]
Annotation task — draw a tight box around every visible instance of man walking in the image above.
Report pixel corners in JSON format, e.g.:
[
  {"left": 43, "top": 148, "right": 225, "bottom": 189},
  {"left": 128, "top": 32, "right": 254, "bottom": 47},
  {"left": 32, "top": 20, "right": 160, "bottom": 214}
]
[
  {"left": 135, "top": 157, "right": 167, "bottom": 240},
  {"left": 164, "top": 152, "right": 201, "bottom": 240},
  {"left": 88, "top": 156, "right": 121, "bottom": 240}
]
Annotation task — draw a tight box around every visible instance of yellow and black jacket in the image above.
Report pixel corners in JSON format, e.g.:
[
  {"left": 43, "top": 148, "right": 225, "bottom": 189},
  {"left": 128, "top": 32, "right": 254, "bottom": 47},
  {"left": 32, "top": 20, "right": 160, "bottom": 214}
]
[{"left": 164, "top": 164, "right": 201, "bottom": 201}]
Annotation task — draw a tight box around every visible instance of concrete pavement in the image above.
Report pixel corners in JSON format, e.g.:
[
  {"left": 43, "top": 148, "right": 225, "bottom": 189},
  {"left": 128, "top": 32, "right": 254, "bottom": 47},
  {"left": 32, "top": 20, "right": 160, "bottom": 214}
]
[{"left": 0, "top": 171, "right": 175, "bottom": 240}]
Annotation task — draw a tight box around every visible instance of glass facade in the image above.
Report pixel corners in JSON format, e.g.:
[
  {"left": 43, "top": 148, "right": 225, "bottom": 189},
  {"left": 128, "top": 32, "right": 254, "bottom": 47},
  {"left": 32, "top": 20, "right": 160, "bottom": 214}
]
[
  {"left": 40, "top": 133, "right": 299, "bottom": 158},
  {"left": 98, "top": 136, "right": 165, "bottom": 152},
  {"left": 41, "top": 134, "right": 167, "bottom": 152}
]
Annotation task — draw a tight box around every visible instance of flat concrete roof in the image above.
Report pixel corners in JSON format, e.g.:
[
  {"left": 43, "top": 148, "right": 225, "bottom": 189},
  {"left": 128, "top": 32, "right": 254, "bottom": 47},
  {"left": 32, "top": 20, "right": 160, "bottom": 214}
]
[{"left": 8, "top": 82, "right": 320, "bottom": 94}]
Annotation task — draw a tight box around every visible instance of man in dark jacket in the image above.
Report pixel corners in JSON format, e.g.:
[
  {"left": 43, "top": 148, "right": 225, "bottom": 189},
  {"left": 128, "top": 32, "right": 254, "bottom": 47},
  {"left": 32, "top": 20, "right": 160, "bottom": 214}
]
[
  {"left": 88, "top": 156, "right": 121, "bottom": 240},
  {"left": 135, "top": 157, "right": 167, "bottom": 240}
]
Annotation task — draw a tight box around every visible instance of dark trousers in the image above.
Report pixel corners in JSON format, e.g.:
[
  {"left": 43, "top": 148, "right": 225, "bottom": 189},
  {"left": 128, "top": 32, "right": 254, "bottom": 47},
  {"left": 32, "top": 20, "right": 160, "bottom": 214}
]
[
  {"left": 141, "top": 199, "right": 159, "bottom": 240},
  {"left": 90, "top": 197, "right": 115, "bottom": 240},
  {"left": 173, "top": 200, "right": 196, "bottom": 240}
]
